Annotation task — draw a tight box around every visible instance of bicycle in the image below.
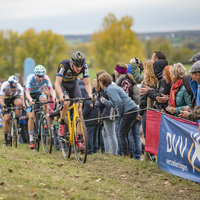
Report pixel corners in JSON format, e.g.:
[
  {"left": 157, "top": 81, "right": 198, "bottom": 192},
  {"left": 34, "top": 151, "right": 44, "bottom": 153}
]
[
  {"left": 60, "top": 97, "right": 92, "bottom": 163},
  {"left": 2, "top": 105, "right": 23, "bottom": 148},
  {"left": 30, "top": 100, "right": 54, "bottom": 153}
]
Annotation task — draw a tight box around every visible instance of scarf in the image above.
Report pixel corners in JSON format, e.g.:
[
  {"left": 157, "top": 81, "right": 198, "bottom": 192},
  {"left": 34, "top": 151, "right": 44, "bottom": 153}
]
[{"left": 168, "top": 79, "right": 183, "bottom": 107}]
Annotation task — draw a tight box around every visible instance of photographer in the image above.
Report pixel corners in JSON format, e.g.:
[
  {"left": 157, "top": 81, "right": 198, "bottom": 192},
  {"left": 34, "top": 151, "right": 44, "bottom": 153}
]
[{"left": 129, "top": 57, "right": 144, "bottom": 83}]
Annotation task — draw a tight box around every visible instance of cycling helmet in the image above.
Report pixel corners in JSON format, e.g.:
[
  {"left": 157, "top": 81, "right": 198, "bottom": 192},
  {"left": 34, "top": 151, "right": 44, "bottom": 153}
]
[
  {"left": 8, "top": 75, "right": 18, "bottom": 87},
  {"left": 71, "top": 51, "right": 85, "bottom": 67},
  {"left": 34, "top": 65, "right": 46, "bottom": 76}
]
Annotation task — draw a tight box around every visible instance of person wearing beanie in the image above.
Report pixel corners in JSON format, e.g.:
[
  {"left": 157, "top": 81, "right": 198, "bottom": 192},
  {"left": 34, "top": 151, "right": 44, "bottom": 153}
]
[{"left": 139, "top": 59, "right": 171, "bottom": 111}]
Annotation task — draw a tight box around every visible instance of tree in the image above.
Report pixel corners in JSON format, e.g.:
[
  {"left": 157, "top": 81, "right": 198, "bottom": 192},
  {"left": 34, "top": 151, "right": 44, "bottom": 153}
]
[
  {"left": 90, "top": 13, "right": 144, "bottom": 74},
  {"left": 18, "top": 29, "right": 67, "bottom": 81}
]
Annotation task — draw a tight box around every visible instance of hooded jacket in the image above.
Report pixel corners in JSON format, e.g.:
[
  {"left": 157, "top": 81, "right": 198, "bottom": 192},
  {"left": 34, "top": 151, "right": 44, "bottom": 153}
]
[{"left": 146, "top": 60, "right": 171, "bottom": 111}]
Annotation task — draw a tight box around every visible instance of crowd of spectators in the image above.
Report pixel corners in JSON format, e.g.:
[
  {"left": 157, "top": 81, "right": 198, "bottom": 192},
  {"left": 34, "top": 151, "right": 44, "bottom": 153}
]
[{"left": 1, "top": 51, "right": 200, "bottom": 161}]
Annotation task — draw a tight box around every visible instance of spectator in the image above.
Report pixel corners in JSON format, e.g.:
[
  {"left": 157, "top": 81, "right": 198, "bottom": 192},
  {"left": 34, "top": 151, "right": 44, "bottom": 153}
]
[
  {"left": 189, "top": 52, "right": 200, "bottom": 64},
  {"left": 98, "top": 73, "right": 138, "bottom": 158},
  {"left": 139, "top": 59, "right": 171, "bottom": 111},
  {"left": 129, "top": 51, "right": 166, "bottom": 84},
  {"left": 151, "top": 51, "right": 166, "bottom": 62},
  {"left": 156, "top": 65, "right": 172, "bottom": 104},
  {"left": 114, "top": 62, "right": 141, "bottom": 160},
  {"left": 95, "top": 70, "right": 118, "bottom": 156},
  {"left": 180, "top": 61, "right": 200, "bottom": 124},
  {"left": 140, "top": 60, "right": 158, "bottom": 137},
  {"left": 166, "top": 63, "right": 192, "bottom": 116},
  {"left": 78, "top": 79, "right": 99, "bottom": 155},
  {"left": 139, "top": 60, "right": 158, "bottom": 161}
]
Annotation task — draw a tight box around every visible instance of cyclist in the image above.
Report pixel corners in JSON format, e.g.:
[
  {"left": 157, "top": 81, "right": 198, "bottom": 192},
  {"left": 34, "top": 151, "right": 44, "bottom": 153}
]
[
  {"left": 55, "top": 51, "right": 93, "bottom": 144},
  {"left": 0, "top": 75, "right": 25, "bottom": 146},
  {"left": 25, "top": 64, "right": 56, "bottom": 149}
]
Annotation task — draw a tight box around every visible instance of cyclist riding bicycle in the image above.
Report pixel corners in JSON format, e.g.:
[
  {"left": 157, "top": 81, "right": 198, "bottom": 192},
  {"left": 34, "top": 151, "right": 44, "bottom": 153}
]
[
  {"left": 25, "top": 64, "right": 56, "bottom": 149},
  {"left": 0, "top": 75, "right": 25, "bottom": 146},
  {"left": 55, "top": 51, "right": 93, "bottom": 146}
]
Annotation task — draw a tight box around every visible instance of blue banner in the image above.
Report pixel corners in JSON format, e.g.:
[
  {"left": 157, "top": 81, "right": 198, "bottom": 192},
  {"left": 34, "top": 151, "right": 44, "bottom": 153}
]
[
  {"left": 24, "top": 57, "right": 35, "bottom": 84},
  {"left": 157, "top": 114, "right": 200, "bottom": 183}
]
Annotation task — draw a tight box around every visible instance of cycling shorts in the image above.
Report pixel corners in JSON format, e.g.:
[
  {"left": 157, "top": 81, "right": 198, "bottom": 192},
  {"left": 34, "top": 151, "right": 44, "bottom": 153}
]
[
  {"left": 61, "top": 80, "right": 82, "bottom": 98},
  {"left": 3, "top": 95, "right": 21, "bottom": 115},
  {"left": 26, "top": 92, "right": 46, "bottom": 113}
]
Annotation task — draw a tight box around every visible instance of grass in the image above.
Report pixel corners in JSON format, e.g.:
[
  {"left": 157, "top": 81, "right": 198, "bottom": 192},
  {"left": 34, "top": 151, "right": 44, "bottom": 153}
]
[{"left": 0, "top": 129, "right": 200, "bottom": 200}]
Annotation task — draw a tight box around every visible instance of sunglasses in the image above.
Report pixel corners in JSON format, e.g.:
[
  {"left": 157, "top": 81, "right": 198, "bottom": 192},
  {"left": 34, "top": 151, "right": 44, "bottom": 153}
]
[
  {"left": 73, "top": 64, "right": 83, "bottom": 69},
  {"left": 10, "top": 85, "right": 16, "bottom": 89},
  {"left": 37, "top": 75, "right": 44, "bottom": 78}
]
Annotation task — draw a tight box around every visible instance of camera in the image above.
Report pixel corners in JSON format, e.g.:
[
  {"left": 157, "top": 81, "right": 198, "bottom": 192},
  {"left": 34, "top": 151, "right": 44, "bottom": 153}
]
[{"left": 134, "top": 57, "right": 139, "bottom": 64}]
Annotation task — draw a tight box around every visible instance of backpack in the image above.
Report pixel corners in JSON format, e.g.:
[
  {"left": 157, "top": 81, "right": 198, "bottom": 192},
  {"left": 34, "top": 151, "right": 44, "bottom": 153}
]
[
  {"left": 121, "top": 79, "right": 140, "bottom": 105},
  {"left": 131, "top": 84, "right": 140, "bottom": 105}
]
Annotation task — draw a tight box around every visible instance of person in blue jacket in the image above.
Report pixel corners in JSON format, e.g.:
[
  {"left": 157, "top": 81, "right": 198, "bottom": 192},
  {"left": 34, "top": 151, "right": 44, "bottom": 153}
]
[{"left": 98, "top": 72, "right": 138, "bottom": 158}]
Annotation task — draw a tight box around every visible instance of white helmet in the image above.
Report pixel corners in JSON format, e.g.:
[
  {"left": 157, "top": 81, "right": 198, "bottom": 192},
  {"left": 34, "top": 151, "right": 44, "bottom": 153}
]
[
  {"left": 34, "top": 65, "right": 46, "bottom": 76},
  {"left": 8, "top": 75, "right": 18, "bottom": 87}
]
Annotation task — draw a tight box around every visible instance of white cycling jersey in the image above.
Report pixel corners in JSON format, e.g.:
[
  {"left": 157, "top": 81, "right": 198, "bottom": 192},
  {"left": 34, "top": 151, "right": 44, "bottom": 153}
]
[{"left": 0, "top": 81, "right": 23, "bottom": 98}]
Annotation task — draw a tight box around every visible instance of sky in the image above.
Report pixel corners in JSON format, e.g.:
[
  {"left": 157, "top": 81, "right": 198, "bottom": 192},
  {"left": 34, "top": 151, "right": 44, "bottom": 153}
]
[{"left": 0, "top": 0, "right": 200, "bottom": 35}]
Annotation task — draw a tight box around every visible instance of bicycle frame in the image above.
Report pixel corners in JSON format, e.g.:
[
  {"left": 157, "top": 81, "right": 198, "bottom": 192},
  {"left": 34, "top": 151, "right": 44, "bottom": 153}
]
[{"left": 66, "top": 102, "right": 80, "bottom": 145}]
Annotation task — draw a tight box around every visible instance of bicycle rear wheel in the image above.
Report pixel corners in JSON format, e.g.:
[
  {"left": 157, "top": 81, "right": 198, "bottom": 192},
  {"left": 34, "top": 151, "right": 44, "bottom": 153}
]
[
  {"left": 40, "top": 115, "right": 53, "bottom": 154},
  {"left": 74, "top": 117, "right": 88, "bottom": 163},
  {"left": 33, "top": 121, "right": 40, "bottom": 152},
  {"left": 60, "top": 120, "right": 71, "bottom": 158}
]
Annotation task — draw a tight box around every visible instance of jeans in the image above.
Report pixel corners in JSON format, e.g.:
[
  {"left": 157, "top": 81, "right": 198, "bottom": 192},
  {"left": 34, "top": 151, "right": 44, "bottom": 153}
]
[
  {"left": 98, "top": 125, "right": 105, "bottom": 153},
  {"left": 54, "top": 127, "right": 59, "bottom": 149},
  {"left": 115, "top": 117, "right": 122, "bottom": 156},
  {"left": 86, "top": 124, "right": 98, "bottom": 154},
  {"left": 129, "top": 119, "right": 142, "bottom": 159},
  {"left": 102, "top": 119, "right": 118, "bottom": 155},
  {"left": 142, "top": 111, "right": 146, "bottom": 138},
  {"left": 118, "top": 108, "right": 138, "bottom": 155}
]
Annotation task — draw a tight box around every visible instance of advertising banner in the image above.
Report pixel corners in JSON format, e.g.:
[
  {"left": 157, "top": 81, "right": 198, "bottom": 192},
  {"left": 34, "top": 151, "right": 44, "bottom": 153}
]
[
  {"left": 145, "top": 110, "right": 161, "bottom": 155},
  {"left": 157, "top": 114, "right": 200, "bottom": 183}
]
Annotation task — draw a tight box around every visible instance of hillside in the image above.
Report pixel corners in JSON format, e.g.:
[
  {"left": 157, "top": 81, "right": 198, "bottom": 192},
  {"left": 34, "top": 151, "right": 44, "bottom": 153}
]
[{"left": 63, "top": 30, "right": 200, "bottom": 46}]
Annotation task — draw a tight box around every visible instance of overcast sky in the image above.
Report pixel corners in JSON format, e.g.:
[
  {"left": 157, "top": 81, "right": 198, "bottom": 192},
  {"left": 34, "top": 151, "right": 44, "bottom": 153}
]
[{"left": 1, "top": 0, "right": 200, "bottom": 35}]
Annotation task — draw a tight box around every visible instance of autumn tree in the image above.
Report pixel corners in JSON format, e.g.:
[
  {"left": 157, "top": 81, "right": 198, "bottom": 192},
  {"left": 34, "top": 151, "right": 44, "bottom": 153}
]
[
  {"left": 18, "top": 29, "right": 67, "bottom": 81},
  {"left": 90, "top": 13, "right": 144, "bottom": 73}
]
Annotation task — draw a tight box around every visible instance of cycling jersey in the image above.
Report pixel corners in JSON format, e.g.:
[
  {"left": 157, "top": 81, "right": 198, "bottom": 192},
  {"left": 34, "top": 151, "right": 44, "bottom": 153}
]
[
  {"left": 56, "top": 59, "right": 89, "bottom": 82},
  {"left": 25, "top": 74, "right": 53, "bottom": 93},
  {"left": 0, "top": 81, "right": 23, "bottom": 98}
]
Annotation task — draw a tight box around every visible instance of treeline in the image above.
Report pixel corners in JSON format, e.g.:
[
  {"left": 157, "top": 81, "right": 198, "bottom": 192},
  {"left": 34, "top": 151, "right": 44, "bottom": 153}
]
[{"left": 0, "top": 13, "right": 198, "bottom": 81}]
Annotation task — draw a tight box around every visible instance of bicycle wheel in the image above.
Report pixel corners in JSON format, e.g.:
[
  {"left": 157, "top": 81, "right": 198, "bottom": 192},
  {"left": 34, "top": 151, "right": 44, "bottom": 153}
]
[
  {"left": 40, "top": 115, "right": 53, "bottom": 154},
  {"left": 60, "top": 120, "right": 71, "bottom": 158},
  {"left": 74, "top": 117, "right": 88, "bottom": 163},
  {"left": 33, "top": 121, "right": 40, "bottom": 152},
  {"left": 11, "top": 120, "right": 18, "bottom": 148}
]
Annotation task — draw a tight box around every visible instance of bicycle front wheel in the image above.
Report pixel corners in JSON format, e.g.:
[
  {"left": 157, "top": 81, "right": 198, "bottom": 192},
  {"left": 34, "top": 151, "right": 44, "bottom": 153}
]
[
  {"left": 11, "top": 120, "right": 18, "bottom": 148},
  {"left": 74, "top": 117, "right": 88, "bottom": 163},
  {"left": 60, "top": 120, "right": 71, "bottom": 159},
  {"left": 33, "top": 120, "right": 40, "bottom": 152},
  {"left": 40, "top": 115, "right": 53, "bottom": 154}
]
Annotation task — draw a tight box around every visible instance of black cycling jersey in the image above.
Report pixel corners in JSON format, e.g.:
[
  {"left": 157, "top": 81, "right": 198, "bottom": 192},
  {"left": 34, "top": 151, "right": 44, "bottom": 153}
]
[{"left": 56, "top": 59, "right": 89, "bottom": 82}]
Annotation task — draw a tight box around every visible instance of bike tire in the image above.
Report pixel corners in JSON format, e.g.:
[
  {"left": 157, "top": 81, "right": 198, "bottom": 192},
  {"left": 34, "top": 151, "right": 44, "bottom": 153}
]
[
  {"left": 33, "top": 120, "right": 40, "bottom": 152},
  {"left": 74, "top": 117, "right": 88, "bottom": 163},
  {"left": 40, "top": 115, "right": 53, "bottom": 154},
  {"left": 11, "top": 120, "right": 18, "bottom": 148},
  {"left": 60, "top": 120, "right": 71, "bottom": 159}
]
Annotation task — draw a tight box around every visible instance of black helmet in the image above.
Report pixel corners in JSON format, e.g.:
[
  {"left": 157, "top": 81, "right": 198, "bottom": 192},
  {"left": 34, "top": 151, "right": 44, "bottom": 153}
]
[{"left": 71, "top": 51, "right": 85, "bottom": 67}]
